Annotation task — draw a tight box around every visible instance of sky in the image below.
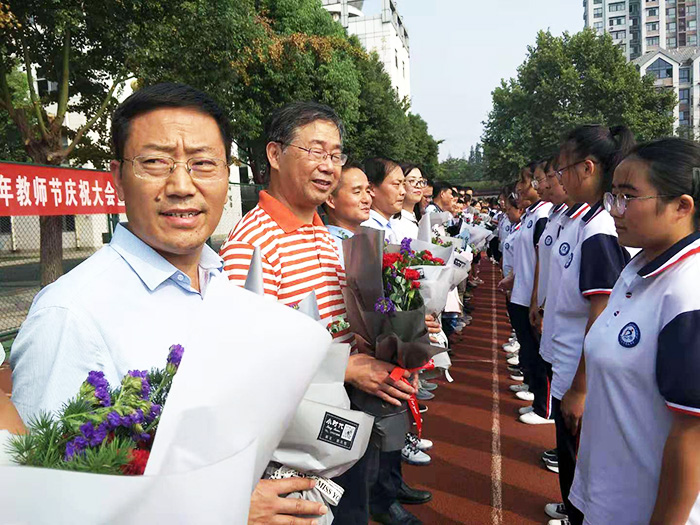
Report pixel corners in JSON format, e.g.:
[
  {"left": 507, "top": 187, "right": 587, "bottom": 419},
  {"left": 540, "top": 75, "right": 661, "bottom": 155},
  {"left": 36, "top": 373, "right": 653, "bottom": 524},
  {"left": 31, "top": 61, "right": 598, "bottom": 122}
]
[{"left": 361, "top": 0, "right": 584, "bottom": 160}]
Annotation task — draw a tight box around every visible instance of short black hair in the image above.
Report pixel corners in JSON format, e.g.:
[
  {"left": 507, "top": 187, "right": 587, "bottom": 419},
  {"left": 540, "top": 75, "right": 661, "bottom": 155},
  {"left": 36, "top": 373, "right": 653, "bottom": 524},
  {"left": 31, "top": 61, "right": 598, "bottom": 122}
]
[
  {"left": 111, "top": 83, "right": 232, "bottom": 162},
  {"left": 266, "top": 101, "right": 345, "bottom": 149},
  {"left": 400, "top": 162, "right": 422, "bottom": 177},
  {"left": 364, "top": 157, "right": 399, "bottom": 186},
  {"left": 464, "top": 186, "right": 474, "bottom": 192},
  {"left": 432, "top": 180, "right": 454, "bottom": 199}
]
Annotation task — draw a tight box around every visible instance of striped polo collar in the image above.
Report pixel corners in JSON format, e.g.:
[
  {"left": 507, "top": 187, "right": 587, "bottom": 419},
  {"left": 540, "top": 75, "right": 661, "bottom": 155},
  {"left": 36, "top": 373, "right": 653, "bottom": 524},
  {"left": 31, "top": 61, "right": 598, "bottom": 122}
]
[
  {"left": 258, "top": 190, "right": 325, "bottom": 233},
  {"left": 552, "top": 203, "right": 568, "bottom": 214},
  {"left": 565, "top": 202, "right": 590, "bottom": 219},
  {"left": 638, "top": 231, "right": 700, "bottom": 279},
  {"left": 511, "top": 221, "right": 522, "bottom": 232},
  {"left": 582, "top": 201, "right": 604, "bottom": 224},
  {"left": 527, "top": 200, "right": 548, "bottom": 213}
]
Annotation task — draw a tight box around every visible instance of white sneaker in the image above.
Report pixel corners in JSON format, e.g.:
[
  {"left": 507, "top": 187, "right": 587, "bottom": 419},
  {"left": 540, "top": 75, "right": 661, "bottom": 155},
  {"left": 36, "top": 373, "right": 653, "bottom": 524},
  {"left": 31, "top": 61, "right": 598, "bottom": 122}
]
[
  {"left": 507, "top": 355, "right": 520, "bottom": 366},
  {"left": 509, "top": 383, "right": 529, "bottom": 393},
  {"left": 502, "top": 341, "right": 520, "bottom": 353},
  {"left": 518, "top": 406, "right": 534, "bottom": 415},
  {"left": 519, "top": 411, "right": 555, "bottom": 425},
  {"left": 545, "top": 502, "right": 568, "bottom": 519},
  {"left": 401, "top": 442, "right": 431, "bottom": 466},
  {"left": 548, "top": 520, "right": 570, "bottom": 525},
  {"left": 406, "top": 432, "right": 433, "bottom": 451},
  {"left": 515, "top": 391, "right": 535, "bottom": 401},
  {"left": 510, "top": 372, "right": 524, "bottom": 382}
]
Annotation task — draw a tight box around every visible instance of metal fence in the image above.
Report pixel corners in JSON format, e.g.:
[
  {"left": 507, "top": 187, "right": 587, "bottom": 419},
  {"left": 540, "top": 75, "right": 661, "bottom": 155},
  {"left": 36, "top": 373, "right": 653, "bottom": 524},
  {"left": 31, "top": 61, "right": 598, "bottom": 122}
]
[{"left": 0, "top": 182, "right": 264, "bottom": 340}]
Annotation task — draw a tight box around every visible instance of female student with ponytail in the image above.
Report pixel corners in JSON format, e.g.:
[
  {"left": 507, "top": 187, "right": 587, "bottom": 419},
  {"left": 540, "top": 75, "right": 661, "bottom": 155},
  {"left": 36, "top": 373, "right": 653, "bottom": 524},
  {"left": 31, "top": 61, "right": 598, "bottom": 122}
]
[
  {"left": 549, "top": 125, "right": 635, "bottom": 525},
  {"left": 570, "top": 137, "right": 700, "bottom": 524}
]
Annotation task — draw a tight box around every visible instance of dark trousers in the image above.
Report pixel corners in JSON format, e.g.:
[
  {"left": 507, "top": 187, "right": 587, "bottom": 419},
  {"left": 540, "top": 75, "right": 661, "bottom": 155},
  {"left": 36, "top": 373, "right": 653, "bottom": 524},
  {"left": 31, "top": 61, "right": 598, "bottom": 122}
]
[
  {"left": 370, "top": 450, "right": 402, "bottom": 515},
  {"left": 488, "top": 237, "right": 502, "bottom": 262},
  {"left": 333, "top": 437, "right": 380, "bottom": 524},
  {"left": 507, "top": 302, "right": 551, "bottom": 418},
  {"left": 553, "top": 397, "right": 584, "bottom": 525}
]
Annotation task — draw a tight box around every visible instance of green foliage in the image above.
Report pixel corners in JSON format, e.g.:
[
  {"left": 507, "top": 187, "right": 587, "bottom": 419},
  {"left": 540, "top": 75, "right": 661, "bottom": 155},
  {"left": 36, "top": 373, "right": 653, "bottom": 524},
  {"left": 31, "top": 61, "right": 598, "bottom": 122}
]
[
  {"left": 439, "top": 144, "right": 486, "bottom": 183},
  {"left": 482, "top": 29, "right": 677, "bottom": 181}
]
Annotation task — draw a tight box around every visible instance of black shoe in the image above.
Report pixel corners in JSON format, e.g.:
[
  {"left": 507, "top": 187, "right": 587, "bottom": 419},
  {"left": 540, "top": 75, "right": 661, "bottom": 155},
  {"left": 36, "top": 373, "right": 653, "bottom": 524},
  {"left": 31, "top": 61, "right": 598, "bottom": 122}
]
[
  {"left": 397, "top": 480, "right": 433, "bottom": 505},
  {"left": 507, "top": 365, "right": 522, "bottom": 373},
  {"left": 372, "top": 501, "right": 423, "bottom": 525}
]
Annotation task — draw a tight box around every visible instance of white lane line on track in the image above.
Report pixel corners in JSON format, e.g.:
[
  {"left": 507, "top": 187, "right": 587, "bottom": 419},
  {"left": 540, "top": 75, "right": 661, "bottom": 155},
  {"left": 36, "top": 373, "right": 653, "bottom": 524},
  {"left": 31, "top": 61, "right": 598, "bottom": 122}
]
[{"left": 490, "top": 269, "right": 503, "bottom": 525}]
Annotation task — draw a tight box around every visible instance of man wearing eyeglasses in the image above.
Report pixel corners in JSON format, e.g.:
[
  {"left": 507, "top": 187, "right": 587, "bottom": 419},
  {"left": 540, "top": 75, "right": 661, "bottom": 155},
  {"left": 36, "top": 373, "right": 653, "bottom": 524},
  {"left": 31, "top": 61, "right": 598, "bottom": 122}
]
[{"left": 11, "top": 84, "right": 336, "bottom": 523}]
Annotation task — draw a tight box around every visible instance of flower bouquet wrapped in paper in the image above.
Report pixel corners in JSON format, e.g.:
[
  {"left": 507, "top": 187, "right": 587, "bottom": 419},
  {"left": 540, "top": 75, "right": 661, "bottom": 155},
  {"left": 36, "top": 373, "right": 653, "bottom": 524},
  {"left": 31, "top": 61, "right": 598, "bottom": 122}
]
[
  {"left": 245, "top": 250, "right": 373, "bottom": 523},
  {"left": 341, "top": 228, "right": 440, "bottom": 450}
]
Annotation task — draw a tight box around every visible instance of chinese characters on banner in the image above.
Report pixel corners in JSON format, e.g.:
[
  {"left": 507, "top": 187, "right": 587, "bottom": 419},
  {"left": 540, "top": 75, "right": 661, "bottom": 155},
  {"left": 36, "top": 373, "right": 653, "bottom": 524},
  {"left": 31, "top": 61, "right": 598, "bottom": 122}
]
[{"left": 0, "top": 162, "right": 125, "bottom": 216}]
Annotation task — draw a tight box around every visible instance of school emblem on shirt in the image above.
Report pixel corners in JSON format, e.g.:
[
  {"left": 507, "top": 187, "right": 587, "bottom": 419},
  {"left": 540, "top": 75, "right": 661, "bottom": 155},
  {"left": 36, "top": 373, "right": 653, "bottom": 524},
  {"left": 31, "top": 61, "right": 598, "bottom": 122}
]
[
  {"left": 564, "top": 252, "right": 574, "bottom": 269},
  {"left": 318, "top": 412, "right": 358, "bottom": 450},
  {"left": 527, "top": 220, "right": 534, "bottom": 228},
  {"left": 544, "top": 235, "right": 553, "bottom": 246},
  {"left": 618, "top": 322, "right": 641, "bottom": 348},
  {"left": 559, "top": 242, "right": 571, "bottom": 256},
  {"left": 504, "top": 242, "right": 510, "bottom": 250},
  {"left": 506, "top": 225, "right": 511, "bottom": 232}
]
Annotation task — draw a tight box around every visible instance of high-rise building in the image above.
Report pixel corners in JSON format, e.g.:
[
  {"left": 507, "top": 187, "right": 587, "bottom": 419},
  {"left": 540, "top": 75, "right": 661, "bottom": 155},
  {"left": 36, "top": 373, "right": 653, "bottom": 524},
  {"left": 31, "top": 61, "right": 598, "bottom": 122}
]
[
  {"left": 322, "top": 0, "right": 411, "bottom": 101},
  {"left": 584, "top": 0, "right": 700, "bottom": 134}
]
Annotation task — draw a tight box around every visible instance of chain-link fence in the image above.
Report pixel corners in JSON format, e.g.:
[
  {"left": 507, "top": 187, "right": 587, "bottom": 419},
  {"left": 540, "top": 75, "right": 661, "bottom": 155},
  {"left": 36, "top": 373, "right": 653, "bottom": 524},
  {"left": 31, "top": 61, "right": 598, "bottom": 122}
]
[{"left": 0, "top": 182, "right": 264, "bottom": 340}]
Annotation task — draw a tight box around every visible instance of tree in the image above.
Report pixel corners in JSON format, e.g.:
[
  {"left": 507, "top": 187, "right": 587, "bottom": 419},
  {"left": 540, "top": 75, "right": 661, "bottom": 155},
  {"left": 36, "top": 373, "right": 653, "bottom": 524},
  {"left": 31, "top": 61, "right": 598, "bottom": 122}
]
[
  {"left": 482, "top": 29, "right": 676, "bottom": 181},
  {"left": 438, "top": 143, "right": 485, "bottom": 183}
]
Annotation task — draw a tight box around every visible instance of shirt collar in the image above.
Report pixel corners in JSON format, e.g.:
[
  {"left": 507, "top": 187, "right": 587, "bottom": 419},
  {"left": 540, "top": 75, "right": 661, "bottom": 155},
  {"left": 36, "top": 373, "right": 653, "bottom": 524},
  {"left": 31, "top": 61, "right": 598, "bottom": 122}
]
[
  {"left": 512, "top": 220, "right": 522, "bottom": 231},
  {"left": 369, "top": 209, "right": 392, "bottom": 228},
  {"left": 258, "top": 190, "right": 325, "bottom": 234},
  {"left": 582, "top": 201, "right": 603, "bottom": 223},
  {"left": 565, "top": 202, "right": 590, "bottom": 218},
  {"left": 326, "top": 224, "right": 354, "bottom": 240},
  {"left": 110, "top": 224, "right": 223, "bottom": 292},
  {"left": 552, "top": 203, "right": 568, "bottom": 214},
  {"left": 527, "top": 200, "right": 547, "bottom": 213},
  {"left": 638, "top": 231, "right": 700, "bottom": 279},
  {"left": 400, "top": 209, "right": 418, "bottom": 223}
]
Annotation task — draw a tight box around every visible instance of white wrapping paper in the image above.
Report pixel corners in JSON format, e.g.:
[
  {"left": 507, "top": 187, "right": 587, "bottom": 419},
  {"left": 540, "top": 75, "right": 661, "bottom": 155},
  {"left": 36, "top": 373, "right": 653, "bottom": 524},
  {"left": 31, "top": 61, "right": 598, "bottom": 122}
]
[{"left": 417, "top": 212, "right": 453, "bottom": 243}]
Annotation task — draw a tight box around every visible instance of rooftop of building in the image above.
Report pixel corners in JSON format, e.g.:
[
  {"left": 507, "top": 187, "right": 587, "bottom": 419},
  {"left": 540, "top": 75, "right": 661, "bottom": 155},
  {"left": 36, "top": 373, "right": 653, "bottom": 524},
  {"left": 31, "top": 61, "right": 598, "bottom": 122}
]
[{"left": 632, "top": 46, "right": 700, "bottom": 67}]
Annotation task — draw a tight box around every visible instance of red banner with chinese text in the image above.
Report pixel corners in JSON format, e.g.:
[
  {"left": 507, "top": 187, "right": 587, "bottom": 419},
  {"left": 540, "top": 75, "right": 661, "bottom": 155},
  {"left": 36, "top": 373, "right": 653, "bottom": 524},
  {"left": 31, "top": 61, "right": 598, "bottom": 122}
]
[{"left": 0, "top": 162, "right": 125, "bottom": 216}]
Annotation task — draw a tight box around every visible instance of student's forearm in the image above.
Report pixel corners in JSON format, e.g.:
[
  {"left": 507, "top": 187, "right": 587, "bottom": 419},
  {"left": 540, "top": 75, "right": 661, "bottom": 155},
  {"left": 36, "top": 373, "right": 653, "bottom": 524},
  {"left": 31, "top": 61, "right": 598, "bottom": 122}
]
[{"left": 651, "top": 415, "right": 700, "bottom": 524}]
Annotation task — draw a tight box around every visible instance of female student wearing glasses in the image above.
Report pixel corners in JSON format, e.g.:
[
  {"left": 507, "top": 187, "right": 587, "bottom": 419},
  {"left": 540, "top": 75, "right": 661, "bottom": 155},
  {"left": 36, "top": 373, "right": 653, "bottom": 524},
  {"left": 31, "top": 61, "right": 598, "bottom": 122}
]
[{"left": 570, "top": 138, "right": 700, "bottom": 525}]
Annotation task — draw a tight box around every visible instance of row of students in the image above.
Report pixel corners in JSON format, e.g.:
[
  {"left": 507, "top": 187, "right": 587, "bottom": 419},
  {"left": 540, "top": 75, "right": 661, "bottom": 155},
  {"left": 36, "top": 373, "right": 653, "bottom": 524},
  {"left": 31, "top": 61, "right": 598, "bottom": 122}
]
[{"left": 496, "top": 126, "right": 700, "bottom": 525}]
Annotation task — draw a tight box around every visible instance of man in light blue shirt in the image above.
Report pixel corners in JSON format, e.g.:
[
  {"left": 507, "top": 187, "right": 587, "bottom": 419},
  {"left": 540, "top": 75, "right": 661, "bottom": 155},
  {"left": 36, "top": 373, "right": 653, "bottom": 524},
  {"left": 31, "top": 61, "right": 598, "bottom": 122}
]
[
  {"left": 10, "top": 83, "right": 330, "bottom": 523},
  {"left": 323, "top": 162, "right": 372, "bottom": 267}
]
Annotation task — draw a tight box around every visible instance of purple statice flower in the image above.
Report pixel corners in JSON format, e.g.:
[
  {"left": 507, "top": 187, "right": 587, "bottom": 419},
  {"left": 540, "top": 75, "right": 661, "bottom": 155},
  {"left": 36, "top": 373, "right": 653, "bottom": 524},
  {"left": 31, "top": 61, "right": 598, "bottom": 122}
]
[
  {"left": 400, "top": 237, "right": 413, "bottom": 255},
  {"left": 79, "top": 421, "right": 108, "bottom": 447},
  {"left": 133, "top": 432, "right": 151, "bottom": 443},
  {"left": 65, "top": 436, "right": 88, "bottom": 461},
  {"left": 128, "top": 370, "right": 150, "bottom": 399},
  {"left": 374, "top": 297, "right": 396, "bottom": 314},
  {"left": 149, "top": 404, "right": 162, "bottom": 421},
  {"left": 167, "top": 344, "right": 184, "bottom": 370},
  {"left": 106, "top": 411, "right": 122, "bottom": 429},
  {"left": 121, "top": 408, "right": 145, "bottom": 427},
  {"left": 86, "top": 371, "right": 111, "bottom": 407}
]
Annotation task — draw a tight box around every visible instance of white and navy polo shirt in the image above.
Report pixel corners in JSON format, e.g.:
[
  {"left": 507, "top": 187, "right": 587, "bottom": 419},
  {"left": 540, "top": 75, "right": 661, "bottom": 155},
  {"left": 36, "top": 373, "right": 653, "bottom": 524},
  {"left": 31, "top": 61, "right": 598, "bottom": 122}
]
[
  {"left": 501, "top": 220, "right": 521, "bottom": 278},
  {"left": 570, "top": 231, "right": 700, "bottom": 525},
  {"left": 511, "top": 200, "right": 553, "bottom": 307},
  {"left": 539, "top": 203, "right": 590, "bottom": 364},
  {"left": 550, "top": 202, "right": 630, "bottom": 400},
  {"left": 498, "top": 215, "right": 513, "bottom": 252},
  {"left": 536, "top": 203, "right": 569, "bottom": 307}
]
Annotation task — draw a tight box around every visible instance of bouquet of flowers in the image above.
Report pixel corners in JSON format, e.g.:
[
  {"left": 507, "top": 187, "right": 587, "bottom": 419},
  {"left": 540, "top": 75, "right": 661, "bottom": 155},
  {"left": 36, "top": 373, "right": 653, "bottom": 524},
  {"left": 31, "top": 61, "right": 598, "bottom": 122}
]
[
  {"left": 342, "top": 228, "right": 440, "bottom": 450},
  {"left": 8, "top": 345, "right": 183, "bottom": 475},
  {"left": 431, "top": 236, "right": 453, "bottom": 248}
]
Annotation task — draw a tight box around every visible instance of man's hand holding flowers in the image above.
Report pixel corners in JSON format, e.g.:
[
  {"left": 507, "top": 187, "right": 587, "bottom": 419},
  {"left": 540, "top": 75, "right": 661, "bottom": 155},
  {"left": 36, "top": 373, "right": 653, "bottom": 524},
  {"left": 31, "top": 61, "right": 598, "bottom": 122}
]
[
  {"left": 248, "top": 477, "right": 328, "bottom": 525},
  {"left": 344, "top": 354, "right": 415, "bottom": 407}
]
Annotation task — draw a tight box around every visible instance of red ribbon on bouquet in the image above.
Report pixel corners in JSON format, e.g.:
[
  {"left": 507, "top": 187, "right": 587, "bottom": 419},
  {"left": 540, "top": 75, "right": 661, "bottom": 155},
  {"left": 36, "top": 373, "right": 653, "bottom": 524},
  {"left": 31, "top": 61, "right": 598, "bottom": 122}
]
[{"left": 389, "top": 359, "right": 436, "bottom": 438}]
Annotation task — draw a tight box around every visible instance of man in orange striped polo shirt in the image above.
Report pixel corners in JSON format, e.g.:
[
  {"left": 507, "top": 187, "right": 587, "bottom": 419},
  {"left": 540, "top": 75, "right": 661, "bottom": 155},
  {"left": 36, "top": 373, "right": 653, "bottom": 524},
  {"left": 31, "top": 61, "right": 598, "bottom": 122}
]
[{"left": 220, "top": 102, "right": 418, "bottom": 524}]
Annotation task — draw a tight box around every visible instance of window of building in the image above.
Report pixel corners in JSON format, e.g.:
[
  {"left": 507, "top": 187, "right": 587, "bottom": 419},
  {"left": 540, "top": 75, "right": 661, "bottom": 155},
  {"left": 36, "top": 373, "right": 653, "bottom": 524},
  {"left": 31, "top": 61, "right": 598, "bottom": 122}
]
[
  {"left": 679, "top": 110, "right": 689, "bottom": 123},
  {"left": 62, "top": 215, "right": 76, "bottom": 233},
  {"left": 594, "top": 7, "right": 603, "bottom": 17},
  {"left": 610, "top": 16, "right": 627, "bottom": 26},
  {"left": 669, "top": 21, "right": 677, "bottom": 31},
  {"left": 594, "top": 0, "right": 602, "bottom": 3},
  {"left": 395, "top": 50, "right": 398, "bottom": 69},
  {"left": 668, "top": 36, "right": 678, "bottom": 46},
  {"left": 647, "top": 57, "right": 673, "bottom": 78},
  {"left": 647, "top": 36, "right": 661, "bottom": 46},
  {"left": 0, "top": 217, "right": 10, "bottom": 234},
  {"left": 689, "top": 34, "right": 698, "bottom": 45},
  {"left": 613, "top": 30, "right": 627, "bottom": 40},
  {"left": 647, "top": 7, "right": 659, "bottom": 16},
  {"left": 680, "top": 67, "right": 692, "bottom": 82},
  {"left": 610, "top": 2, "right": 626, "bottom": 11},
  {"left": 647, "top": 22, "right": 659, "bottom": 30},
  {"left": 668, "top": 0, "right": 676, "bottom": 5},
  {"left": 594, "top": 21, "right": 604, "bottom": 30},
  {"left": 402, "top": 61, "right": 405, "bottom": 78},
  {"left": 680, "top": 88, "right": 690, "bottom": 104},
  {"left": 668, "top": 7, "right": 677, "bottom": 16},
  {"left": 689, "top": 5, "right": 698, "bottom": 16},
  {"left": 689, "top": 19, "right": 697, "bottom": 29},
  {"left": 680, "top": 33, "right": 687, "bottom": 46},
  {"left": 631, "top": 3, "right": 640, "bottom": 14}
]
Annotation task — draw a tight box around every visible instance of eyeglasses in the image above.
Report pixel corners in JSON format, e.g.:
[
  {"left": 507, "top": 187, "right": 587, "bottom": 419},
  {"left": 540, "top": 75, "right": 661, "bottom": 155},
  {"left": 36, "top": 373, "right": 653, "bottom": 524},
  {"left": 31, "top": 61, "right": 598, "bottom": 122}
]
[
  {"left": 277, "top": 142, "right": 348, "bottom": 166},
  {"left": 603, "top": 192, "right": 675, "bottom": 215},
  {"left": 405, "top": 179, "right": 427, "bottom": 188},
  {"left": 555, "top": 159, "right": 594, "bottom": 183},
  {"left": 531, "top": 177, "right": 547, "bottom": 190},
  {"left": 122, "top": 156, "right": 230, "bottom": 181}
]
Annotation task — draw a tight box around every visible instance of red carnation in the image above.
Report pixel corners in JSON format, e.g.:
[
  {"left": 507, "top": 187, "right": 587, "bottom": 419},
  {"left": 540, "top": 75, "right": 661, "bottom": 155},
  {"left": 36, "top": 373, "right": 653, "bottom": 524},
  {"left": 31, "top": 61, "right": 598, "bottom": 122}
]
[
  {"left": 433, "top": 258, "right": 445, "bottom": 265},
  {"left": 411, "top": 281, "right": 421, "bottom": 289},
  {"left": 121, "top": 448, "right": 150, "bottom": 476},
  {"left": 382, "top": 253, "right": 401, "bottom": 268},
  {"left": 403, "top": 268, "right": 421, "bottom": 281}
]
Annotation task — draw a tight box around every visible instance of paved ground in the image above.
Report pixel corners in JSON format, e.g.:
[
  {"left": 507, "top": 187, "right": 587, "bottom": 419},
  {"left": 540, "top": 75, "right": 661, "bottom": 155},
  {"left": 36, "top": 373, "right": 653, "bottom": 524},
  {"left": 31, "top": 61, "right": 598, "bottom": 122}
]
[{"left": 401, "top": 261, "right": 560, "bottom": 524}]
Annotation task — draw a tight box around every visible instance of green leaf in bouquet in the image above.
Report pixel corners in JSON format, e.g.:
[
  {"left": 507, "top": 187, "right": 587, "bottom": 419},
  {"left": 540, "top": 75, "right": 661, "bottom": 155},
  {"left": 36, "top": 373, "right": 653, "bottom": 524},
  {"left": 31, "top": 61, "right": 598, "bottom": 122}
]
[
  {"left": 9, "top": 414, "right": 68, "bottom": 469},
  {"left": 58, "top": 436, "right": 133, "bottom": 475}
]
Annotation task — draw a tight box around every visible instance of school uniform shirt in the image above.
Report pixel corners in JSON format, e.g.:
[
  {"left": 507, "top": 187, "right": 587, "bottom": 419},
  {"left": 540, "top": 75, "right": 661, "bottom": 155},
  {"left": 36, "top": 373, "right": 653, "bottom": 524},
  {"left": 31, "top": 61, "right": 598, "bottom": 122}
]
[
  {"left": 501, "top": 221, "right": 522, "bottom": 278},
  {"left": 498, "top": 215, "right": 513, "bottom": 252},
  {"left": 550, "top": 202, "right": 630, "bottom": 400},
  {"left": 539, "top": 203, "right": 590, "bottom": 364},
  {"left": 424, "top": 203, "right": 443, "bottom": 215},
  {"left": 570, "top": 231, "right": 700, "bottom": 525},
  {"left": 510, "top": 200, "right": 553, "bottom": 307},
  {"left": 390, "top": 209, "right": 419, "bottom": 241},
  {"left": 536, "top": 203, "right": 569, "bottom": 307},
  {"left": 326, "top": 224, "right": 354, "bottom": 269},
  {"left": 362, "top": 209, "right": 399, "bottom": 244}
]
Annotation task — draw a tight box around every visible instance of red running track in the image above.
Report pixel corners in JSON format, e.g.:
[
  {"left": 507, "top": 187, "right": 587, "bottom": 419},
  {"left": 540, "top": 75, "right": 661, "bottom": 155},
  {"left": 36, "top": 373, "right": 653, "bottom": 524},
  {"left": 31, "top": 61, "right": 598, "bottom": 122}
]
[{"left": 400, "top": 260, "right": 560, "bottom": 524}]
